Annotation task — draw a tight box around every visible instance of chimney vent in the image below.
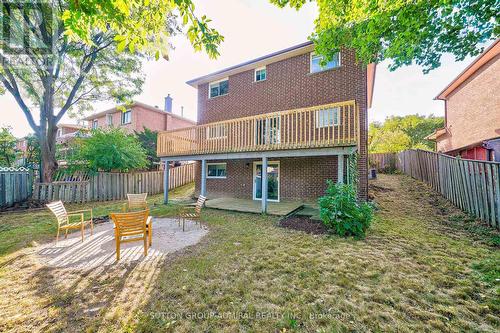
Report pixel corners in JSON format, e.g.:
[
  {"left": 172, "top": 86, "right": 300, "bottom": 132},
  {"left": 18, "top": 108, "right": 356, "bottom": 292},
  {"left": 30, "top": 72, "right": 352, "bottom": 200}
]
[{"left": 164, "top": 94, "right": 173, "bottom": 113}]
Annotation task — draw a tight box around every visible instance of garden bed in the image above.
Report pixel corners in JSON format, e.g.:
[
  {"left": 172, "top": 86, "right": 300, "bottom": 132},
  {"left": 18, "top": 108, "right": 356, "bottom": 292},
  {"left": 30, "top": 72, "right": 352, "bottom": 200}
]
[{"left": 278, "top": 216, "right": 328, "bottom": 234}]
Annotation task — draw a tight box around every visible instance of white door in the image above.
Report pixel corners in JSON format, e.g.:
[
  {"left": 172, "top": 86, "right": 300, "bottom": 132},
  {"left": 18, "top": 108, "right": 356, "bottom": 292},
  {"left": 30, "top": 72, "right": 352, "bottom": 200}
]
[{"left": 253, "top": 161, "right": 280, "bottom": 202}]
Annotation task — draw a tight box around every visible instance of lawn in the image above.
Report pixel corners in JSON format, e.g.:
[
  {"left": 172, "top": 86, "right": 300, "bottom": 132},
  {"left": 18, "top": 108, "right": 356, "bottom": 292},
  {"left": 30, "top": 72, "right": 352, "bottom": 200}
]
[{"left": 0, "top": 175, "right": 499, "bottom": 332}]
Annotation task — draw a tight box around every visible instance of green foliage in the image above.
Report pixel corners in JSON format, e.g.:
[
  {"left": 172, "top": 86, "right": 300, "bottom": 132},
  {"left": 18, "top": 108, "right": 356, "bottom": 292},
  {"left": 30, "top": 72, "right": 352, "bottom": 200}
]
[
  {"left": 271, "top": 0, "right": 498, "bottom": 72},
  {"left": 62, "top": 0, "right": 223, "bottom": 59},
  {"left": 134, "top": 127, "right": 159, "bottom": 170},
  {"left": 318, "top": 180, "right": 373, "bottom": 238},
  {"left": 68, "top": 128, "right": 147, "bottom": 172},
  {"left": 23, "top": 134, "right": 41, "bottom": 168},
  {"left": 369, "top": 114, "right": 444, "bottom": 153},
  {"left": 0, "top": 127, "right": 17, "bottom": 167}
]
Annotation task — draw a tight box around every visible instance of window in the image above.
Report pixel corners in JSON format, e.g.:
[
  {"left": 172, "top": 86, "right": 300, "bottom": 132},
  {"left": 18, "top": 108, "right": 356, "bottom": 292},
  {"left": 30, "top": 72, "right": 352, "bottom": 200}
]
[
  {"left": 206, "top": 123, "right": 227, "bottom": 139},
  {"left": 316, "top": 107, "right": 339, "bottom": 128},
  {"left": 209, "top": 79, "right": 229, "bottom": 98},
  {"left": 121, "top": 110, "right": 131, "bottom": 124},
  {"left": 106, "top": 114, "right": 113, "bottom": 126},
  {"left": 92, "top": 120, "right": 98, "bottom": 129},
  {"left": 207, "top": 163, "right": 227, "bottom": 178},
  {"left": 56, "top": 128, "right": 62, "bottom": 137},
  {"left": 310, "top": 52, "right": 340, "bottom": 73},
  {"left": 255, "top": 67, "right": 266, "bottom": 82}
]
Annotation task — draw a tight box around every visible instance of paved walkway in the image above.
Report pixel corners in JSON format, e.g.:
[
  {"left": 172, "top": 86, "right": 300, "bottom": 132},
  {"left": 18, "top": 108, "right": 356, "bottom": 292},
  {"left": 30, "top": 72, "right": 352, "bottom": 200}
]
[{"left": 36, "top": 218, "right": 208, "bottom": 269}]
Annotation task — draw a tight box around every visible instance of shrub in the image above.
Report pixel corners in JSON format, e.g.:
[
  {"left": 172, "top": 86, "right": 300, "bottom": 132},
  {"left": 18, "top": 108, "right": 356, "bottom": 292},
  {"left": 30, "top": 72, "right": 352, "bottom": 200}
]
[{"left": 318, "top": 180, "right": 373, "bottom": 238}]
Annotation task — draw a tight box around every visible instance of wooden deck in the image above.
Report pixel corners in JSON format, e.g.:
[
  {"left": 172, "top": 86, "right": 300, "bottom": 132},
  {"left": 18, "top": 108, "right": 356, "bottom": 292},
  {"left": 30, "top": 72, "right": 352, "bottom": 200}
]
[
  {"left": 157, "top": 100, "right": 359, "bottom": 157},
  {"left": 205, "top": 197, "right": 304, "bottom": 216}
]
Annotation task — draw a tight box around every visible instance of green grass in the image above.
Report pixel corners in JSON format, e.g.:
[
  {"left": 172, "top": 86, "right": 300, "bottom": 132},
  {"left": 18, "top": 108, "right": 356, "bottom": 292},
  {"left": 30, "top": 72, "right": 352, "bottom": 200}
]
[
  {"left": 0, "top": 182, "right": 194, "bottom": 258},
  {"left": 0, "top": 176, "right": 499, "bottom": 332}
]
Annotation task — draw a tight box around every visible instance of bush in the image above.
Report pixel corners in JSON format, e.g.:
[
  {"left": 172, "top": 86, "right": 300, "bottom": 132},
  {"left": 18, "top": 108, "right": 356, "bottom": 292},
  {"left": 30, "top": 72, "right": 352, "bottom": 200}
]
[
  {"left": 67, "top": 128, "right": 147, "bottom": 172},
  {"left": 318, "top": 180, "right": 373, "bottom": 238}
]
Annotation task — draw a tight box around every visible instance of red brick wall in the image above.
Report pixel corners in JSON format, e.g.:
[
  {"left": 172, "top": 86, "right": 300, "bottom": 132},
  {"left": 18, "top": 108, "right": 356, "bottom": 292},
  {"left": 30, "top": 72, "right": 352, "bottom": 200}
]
[
  {"left": 91, "top": 106, "right": 194, "bottom": 134},
  {"left": 437, "top": 55, "right": 500, "bottom": 153},
  {"left": 195, "top": 48, "right": 368, "bottom": 199},
  {"left": 195, "top": 156, "right": 339, "bottom": 200}
]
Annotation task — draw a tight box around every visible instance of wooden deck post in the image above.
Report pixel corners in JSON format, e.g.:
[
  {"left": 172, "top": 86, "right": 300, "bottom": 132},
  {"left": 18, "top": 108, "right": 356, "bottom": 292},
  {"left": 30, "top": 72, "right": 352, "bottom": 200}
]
[
  {"left": 337, "top": 155, "right": 344, "bottom": 184},
  {"left": 201, "top": 159, "right": 207, "bottom": 197},
  {"left": 262, "top": 157, "right": 268, "bottom": 213},
  {"left": 163, "top": 161, "right": 170, "bottom": 204}
]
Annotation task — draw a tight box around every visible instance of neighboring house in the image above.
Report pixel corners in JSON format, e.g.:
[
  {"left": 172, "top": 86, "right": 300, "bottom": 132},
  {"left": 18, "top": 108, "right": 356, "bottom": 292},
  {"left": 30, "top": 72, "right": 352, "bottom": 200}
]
[
  {"left": 157, "top": 41, "right": 376, "bottom": 210},
  {"left": 56, "top": 123, "right": 88, "bottom": 144},
  {"left": 83, "top": 98, "right": 196, "bottom": 134},
  {"left": 427, "top": 39, "right": 500, "bottom": 161}
]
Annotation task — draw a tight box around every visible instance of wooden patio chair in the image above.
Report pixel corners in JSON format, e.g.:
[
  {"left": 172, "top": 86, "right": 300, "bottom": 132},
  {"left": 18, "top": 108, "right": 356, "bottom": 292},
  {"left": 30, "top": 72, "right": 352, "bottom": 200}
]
[
  {"left": 46, "top": 201, "right": 94, "bottom": 243},
  {"left": 110, "top": 209, "right": 152, "bottom": 261},
  {"left": 122, "top": 193, "right": 148, "bottom": 212},
  {"left": 178, "top": 195, "right": 206, "bottom": 231}
]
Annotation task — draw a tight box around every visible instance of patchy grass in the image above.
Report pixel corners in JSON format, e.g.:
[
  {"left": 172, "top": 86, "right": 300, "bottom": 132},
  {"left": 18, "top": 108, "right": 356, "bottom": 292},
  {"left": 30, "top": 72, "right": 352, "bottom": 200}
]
[
  {"left": 0, "top": 182, "right": 194, "bottom": 258},
  {"left": 0, "top": 175, "right": 499, "bottom": 332}
]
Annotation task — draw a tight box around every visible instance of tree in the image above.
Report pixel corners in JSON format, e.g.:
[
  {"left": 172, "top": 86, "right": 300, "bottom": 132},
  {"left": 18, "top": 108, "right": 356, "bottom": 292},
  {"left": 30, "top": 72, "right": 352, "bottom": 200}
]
[
  {"left": 23, "top": 134, "right": 41, "bottom": 169},
  {"left": 271, "top": 0, "right": 498, "bottom": 72},
  {"left": 135, "top": 127, "right": 159, "bottom": 170},
  {"left": 0, "top": 1, "right": 222, "bottom": 181},
  {"left": 368, "top": 114, "right": 444, "bottom": 153},
  {"left": 0, "top": 126, "right": 17, "bottom": 167},
  {"left": 67, "top": 128, "right": 147, "bottom": 172}
]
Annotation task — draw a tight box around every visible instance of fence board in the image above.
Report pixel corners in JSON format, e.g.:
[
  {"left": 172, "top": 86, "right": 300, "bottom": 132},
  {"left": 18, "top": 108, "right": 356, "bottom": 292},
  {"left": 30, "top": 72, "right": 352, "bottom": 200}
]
[
  {"left": 32, "top": 163, "right": 195, "bottom": 204},
  {"left": 0, "top": 168, "right": 33, "bottom": 208},
  {"left": 396, "top": 149, "right": 500, "bottom": 230}
]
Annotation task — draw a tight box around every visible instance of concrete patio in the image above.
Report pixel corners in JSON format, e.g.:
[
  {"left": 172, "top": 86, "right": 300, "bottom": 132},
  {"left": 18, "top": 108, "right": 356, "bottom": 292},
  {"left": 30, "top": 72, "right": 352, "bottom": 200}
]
[
  {"left": 36, "top": 217, "right": 208, "bottom": 269},
  {"left": 205, "top": 197, "right": 303, "bottom": 216}
]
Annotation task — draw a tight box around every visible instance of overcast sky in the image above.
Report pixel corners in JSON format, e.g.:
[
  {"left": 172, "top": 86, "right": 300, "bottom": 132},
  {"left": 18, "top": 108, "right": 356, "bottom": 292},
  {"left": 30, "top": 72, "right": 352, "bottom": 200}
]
[{"left": 0, "top": 0, "right": 483, "bottom": 137}]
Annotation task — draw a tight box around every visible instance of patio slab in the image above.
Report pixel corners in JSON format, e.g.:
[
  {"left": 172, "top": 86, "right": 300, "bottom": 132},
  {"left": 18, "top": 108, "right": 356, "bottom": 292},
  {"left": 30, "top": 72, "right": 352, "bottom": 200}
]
[
  {"left": 35, "top": 218, "right": 208, "bottom": 269},
  {"left": 205, "top": 197, "right": 303, "bottom": 216}
]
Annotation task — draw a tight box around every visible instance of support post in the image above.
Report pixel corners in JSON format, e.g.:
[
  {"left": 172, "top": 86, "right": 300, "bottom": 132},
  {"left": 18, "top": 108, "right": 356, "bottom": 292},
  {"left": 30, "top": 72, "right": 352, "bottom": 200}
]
[
  {"left": 337, "top": 155, "right": 344, "bottom": 184},
  {"left": 201, "top": 159, "right": 207, "bottom": 197},
  {"left": 261, "top": 156, "right": 268, "bottom": 213},
  {"left": 163, "top": 160, "right": 170, "bottom": 204}
]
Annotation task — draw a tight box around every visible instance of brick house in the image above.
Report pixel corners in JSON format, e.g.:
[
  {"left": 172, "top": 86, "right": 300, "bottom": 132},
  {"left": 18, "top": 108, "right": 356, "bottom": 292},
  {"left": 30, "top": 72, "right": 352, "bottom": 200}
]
[
  {"left": 83, "top": 99, "right": 196, "bottom": 134},
  {"left": 427, "top": 39, "right": 500, "bottom": 161},
  {"left": 157, "top": 41, "right": 376, "bottom": 211}
]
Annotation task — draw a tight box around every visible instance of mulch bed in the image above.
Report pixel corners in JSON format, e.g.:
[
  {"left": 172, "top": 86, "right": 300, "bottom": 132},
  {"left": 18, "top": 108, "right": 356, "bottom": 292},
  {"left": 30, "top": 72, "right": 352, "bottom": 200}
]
[
  {"left": 0, "top": 199, "right": 47, "bottom": 213},
  {"left": 278, "top": 216, "right": 329, "bottom": 235}
]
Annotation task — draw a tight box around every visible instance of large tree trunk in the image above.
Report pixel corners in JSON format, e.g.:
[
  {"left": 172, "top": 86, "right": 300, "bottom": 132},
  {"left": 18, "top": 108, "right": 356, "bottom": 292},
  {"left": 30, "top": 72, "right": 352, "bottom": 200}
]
[{"left": 38, "top": 126, "right": 58, "bottom": 183}]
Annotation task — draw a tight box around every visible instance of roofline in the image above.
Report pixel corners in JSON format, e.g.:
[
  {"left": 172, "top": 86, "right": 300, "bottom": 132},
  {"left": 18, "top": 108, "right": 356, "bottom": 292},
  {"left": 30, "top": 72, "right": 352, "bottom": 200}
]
[
  {"left": 435, "top": 39, "right": 500, "bottom": 100},
  {"left": 82, "top": 101, "right": 196, "bottom": 124},
  {"left": 186, "top": 41, "right": 314, "bottom": 87}
]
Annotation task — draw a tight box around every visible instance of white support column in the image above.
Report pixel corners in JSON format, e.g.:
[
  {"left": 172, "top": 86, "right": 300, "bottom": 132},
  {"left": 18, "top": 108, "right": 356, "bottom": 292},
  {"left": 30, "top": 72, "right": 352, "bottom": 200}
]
[
  {"left": 163, "top": 161, "right": 170, "bottom": 204},
  {"left": 337, "top": 155, "right": 344, "bottom": 184},
  {"left": 201, "top": 159, "right": 207, "bottom": 197},
  {"left": 261, "top": 157, "right": 268, "bottom": 213}
]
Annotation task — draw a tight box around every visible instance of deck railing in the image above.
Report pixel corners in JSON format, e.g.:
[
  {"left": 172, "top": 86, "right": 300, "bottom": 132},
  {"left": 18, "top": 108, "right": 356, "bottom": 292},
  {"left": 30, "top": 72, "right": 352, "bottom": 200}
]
[{"left": 157, "top": 100, "right": 359, "bottom": 157}]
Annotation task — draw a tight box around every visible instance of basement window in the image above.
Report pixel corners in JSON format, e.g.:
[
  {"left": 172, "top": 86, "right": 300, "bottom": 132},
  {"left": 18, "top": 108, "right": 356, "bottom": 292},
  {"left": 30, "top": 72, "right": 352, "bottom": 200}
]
[{"left": 207, "top": 163, "right": 227, "bottom": 179}]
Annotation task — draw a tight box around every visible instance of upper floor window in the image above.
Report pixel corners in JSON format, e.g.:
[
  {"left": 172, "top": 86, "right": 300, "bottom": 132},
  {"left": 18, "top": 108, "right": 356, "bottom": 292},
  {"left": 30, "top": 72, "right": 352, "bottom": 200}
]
[
  {"left": 121, "top": 110, "right": 131, "bottom": 125},
  {"left": 310, "top": 52, "right": 340, "bottom": 73},
  {"left": 92, "top": 120, "right": 98, "bottom": 129},
  {"left": 316, "top": 107, "right": 340, "bottom": 128},
  {"left": 255, "top": 66, "right": 267, "bottom": 82},
  {"left": 106, "top": 114, "right": 113, "bottom": 126},
  {"left": 209, "top": 78, "right": 229, "bottom": 98}
]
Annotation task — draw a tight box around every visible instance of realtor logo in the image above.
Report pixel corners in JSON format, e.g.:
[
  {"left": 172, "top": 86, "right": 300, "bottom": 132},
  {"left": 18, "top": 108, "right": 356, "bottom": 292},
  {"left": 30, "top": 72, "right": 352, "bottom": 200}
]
[{"left": 1, "top": 0, "right": 55, "bottom": 55}]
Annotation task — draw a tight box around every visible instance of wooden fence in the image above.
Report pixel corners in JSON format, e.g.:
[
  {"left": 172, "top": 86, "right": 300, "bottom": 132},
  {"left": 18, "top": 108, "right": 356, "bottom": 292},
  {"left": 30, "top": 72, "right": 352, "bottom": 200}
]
[
  {"left": 33, "top": 163, "right": 195, "bottom": 203},
  {"left": 0, "top": 167, "right": 33, "bottom": 207},
  {"left": 397, "top": 150, "right": 500, "bottom": 230},
  {"left": 369, "top": 153, "right": 397, "bottom": 172}
]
